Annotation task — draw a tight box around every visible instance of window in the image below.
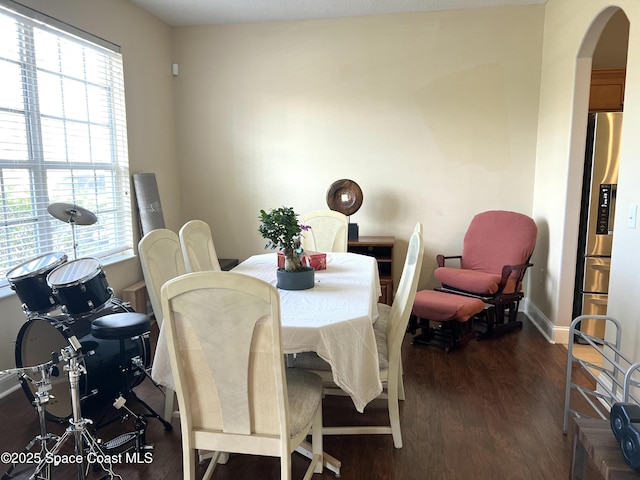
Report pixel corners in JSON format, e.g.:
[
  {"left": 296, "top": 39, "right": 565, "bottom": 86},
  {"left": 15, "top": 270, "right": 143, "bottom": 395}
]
[{"left": 0, "top": 1, "right": 133, "bottom": 292}]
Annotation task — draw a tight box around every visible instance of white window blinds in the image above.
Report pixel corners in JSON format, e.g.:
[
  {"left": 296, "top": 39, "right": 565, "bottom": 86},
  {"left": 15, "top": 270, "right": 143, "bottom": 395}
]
[{"left": 0, "top": 1, "right": 133, "bottom": 291}]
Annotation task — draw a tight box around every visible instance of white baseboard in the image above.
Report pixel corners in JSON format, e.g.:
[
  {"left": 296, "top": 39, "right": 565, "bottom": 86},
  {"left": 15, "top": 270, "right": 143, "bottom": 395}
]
[{"left": 523, "top": 299, "right": 570, "bottom": 344}]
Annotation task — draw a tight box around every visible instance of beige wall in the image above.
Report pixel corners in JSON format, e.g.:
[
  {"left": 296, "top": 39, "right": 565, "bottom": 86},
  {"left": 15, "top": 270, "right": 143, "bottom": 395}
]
[
  {"left": 530, "top": 0, "right": 640, "bottom": 350},
  {"left": 172, "top": 6, "right": 544, "bottom": 286},
  {"left": 0, "top": 0, "right": 177, "bottom": 390}
]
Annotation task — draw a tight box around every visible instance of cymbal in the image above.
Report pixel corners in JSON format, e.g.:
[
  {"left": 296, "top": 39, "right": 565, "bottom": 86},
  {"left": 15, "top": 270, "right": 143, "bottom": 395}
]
[{"left": 47, "top": 203, "right": 97, "bottom": 225}]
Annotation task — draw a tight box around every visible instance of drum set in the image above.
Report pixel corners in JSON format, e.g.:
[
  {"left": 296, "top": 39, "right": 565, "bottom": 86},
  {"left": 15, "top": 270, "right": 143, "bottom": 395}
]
[{"left": 1, "top": 204, "right": 172, "bottom": 480}]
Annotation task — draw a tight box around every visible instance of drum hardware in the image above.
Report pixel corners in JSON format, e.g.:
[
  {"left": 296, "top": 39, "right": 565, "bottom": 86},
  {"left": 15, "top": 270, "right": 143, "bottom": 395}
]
[
  {"left": 91, "top": 378, "right": 172, "bottom": 451},
  {"left": 130, "top": 353, "right": 167, "bottom": 398},
  {"left": 89, "top": 314, "right": 173, "bottom": 437},
  {"left": 0, "top": 358, "right": 61, "bottom": 480},
  {"left": 25, "top": 339, "right": 123, "bottom": 480},
  {"left": 1, "top": 343, "right": 121, "bottom": 480},
  {"left": 46, "top": 203, "right": 97, "bottom": 260},
  {"left": 99, "top": 395, "right": 153, "bottom": 456}
]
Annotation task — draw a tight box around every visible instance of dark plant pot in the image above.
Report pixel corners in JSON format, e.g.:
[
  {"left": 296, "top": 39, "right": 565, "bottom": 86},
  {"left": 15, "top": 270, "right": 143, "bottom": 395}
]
[{"left": 276, "top": 267, "right": 315, "bottom": 290}]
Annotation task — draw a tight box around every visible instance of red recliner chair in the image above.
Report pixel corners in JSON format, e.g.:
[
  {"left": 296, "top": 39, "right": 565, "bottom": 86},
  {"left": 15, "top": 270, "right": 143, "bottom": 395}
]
[{"left": 434, "top": 210, "right": 537, "bottom": 337}]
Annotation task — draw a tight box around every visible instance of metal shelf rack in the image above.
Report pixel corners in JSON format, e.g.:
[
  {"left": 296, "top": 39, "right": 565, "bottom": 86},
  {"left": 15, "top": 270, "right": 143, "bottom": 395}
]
[{"left": 563, "top": 315, "right": 640, "bottom": 434}]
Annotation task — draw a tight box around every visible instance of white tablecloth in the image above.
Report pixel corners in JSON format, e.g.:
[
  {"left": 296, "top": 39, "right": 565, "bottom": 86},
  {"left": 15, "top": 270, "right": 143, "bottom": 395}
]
[{"left": 151, "top": 252, "right": 383, "bottom": 413}]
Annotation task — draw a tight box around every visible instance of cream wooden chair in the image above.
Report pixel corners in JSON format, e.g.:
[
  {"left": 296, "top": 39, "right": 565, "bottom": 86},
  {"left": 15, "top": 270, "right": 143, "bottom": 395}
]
[
  {"left": 138, "top": 228, "right": 186, "bottom": 420},
  {"left": 161, "top": 271, "right": 324, "bottom": 480},
  {"left": 179, "top": 219, "right": 222, "bottom": 272},
  {"left": 295, "top": 222, "right": 424, "bottom": 448},
  {"left": 388, "top": 222, "right": 423, "bottom": 401},
  {"left": 299, "top": 210, "right": 348, "bottom": 253}
]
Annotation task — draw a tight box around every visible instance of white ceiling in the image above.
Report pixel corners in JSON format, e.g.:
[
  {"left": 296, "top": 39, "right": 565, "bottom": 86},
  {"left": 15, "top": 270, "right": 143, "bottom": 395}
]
[{"left": 130, "top": 0, "right": 547, "bottom": 27}]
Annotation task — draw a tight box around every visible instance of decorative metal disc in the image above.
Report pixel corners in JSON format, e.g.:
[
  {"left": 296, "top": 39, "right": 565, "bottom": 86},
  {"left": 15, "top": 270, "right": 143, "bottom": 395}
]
[{"left": 326, "top": 179, "right": 363, "bottom": 217}]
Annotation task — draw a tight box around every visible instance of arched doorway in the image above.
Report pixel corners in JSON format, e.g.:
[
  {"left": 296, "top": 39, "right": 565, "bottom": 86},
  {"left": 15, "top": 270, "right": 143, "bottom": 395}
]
[{"left": 567, "top": 8, "right": 629, "bottom": 346}]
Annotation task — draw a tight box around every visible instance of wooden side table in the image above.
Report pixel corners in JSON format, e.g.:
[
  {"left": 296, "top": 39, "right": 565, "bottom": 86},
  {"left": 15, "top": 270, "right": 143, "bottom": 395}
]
[
  {"left": 122, "top": 280, "right": 148, "bottom": 314},
  {"left": 348, "top": 236, "right": 394, "bottom": 305},
  {"left": 571, "top": 417, "right": 640, "bottom": 479}
]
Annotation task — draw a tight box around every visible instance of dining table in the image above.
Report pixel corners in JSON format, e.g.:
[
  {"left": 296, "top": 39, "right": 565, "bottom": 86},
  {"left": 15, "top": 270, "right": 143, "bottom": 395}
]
[
  {"left": 151, "top": 251, "right": 383, "bottom": 413},
  {"left": 232, "top": 251, "right": 384, "bottom": 413}
]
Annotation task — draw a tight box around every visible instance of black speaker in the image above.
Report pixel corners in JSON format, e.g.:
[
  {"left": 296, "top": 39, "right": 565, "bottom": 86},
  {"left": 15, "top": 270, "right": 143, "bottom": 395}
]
[
  {"left": 348, "top": 223, "right": 359, "bottom": 240},
  {"left": 611, "top": 403, "right": 640, "bottom": 441},
  {"left": 621, "top": 423, "right": 640, "bottom": 470}
]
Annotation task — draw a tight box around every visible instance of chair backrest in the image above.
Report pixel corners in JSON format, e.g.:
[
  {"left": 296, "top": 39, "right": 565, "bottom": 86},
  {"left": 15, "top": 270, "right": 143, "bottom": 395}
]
[
  {"left": 300, "top": 210, "right": 348, "bottom": 253},
  {"left": 138, "top": 228, "right": 186, "bottom": 327},
  {"left": 161, "top": 271, "right": 290, "bottom": 449},
  {"left": 179, "top": 219, "right": 222, "bottom": 273},
  {"left": 461, "top": 210, "right": 537, "bottom": 277},
  {"left": 386, "top": 223, "right": 424, "bottom": 366}
]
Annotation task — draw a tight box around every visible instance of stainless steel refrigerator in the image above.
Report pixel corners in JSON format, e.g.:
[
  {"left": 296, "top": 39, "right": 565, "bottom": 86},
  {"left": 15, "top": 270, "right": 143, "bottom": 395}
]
[{"left": 573, "top": 112, "right": 622, "bottom": 338}]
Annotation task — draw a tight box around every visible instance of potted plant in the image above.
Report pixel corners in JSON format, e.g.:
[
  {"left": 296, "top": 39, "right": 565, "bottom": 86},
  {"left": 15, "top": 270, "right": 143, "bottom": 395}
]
[{"left": 258, "top": 206, "right": 315, "bottom": 290}]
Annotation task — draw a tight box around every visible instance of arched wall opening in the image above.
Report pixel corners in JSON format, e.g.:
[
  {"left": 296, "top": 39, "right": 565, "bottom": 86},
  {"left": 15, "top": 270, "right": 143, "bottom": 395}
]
[{"left": 558, "top": 7, "right": 629, "bottom": 341}]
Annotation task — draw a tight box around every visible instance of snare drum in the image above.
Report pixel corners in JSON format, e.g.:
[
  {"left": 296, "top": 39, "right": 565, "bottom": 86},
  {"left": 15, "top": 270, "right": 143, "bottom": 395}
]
[
  {"left": 47, "top": 257, "right": 113, "bottom": 315},
  {"left": 6, "top": 252, "right": 68, "bottom": 315}
]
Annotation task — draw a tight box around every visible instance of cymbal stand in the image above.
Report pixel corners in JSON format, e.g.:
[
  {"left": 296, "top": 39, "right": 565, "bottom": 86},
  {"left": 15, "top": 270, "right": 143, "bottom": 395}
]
[
  {"left": 0, "top": 360, "right": 59, "bottom": 480},
  {"left": 29, "top": 339, "right": 122, "bottom": 480},
  {"left": 68, "top": 214, "right": 78, "bottom": 260}
]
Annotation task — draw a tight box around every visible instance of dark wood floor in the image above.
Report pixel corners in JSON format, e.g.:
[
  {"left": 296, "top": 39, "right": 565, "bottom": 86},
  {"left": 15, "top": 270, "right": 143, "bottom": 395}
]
[{"left": 0, "top": 314, "right": 597, "bottom": 479}]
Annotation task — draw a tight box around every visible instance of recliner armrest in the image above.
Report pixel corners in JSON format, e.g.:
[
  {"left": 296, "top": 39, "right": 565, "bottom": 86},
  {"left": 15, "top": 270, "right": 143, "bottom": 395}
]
[
  {"left": 436, "top": 254, "right": 462, "bottom": 268},
  {"left": 498, "top": 262, "right": 534, "bottom": 293}
]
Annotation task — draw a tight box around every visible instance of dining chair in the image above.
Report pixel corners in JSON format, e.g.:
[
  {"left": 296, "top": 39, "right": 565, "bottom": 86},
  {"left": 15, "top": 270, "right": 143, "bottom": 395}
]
[
  {"left": 138, "top": 228, "right": 186, "bottom": 420},
  {"left": 299, "top": 210, "right": 348, "bottom": 253},
  {"left": 295, "top": 222, "right": 424, "bottom": 448},
  {"left": 179, "top": 219, "right": 222, "bottom": 272},
  {"left": 160, "top": 271, "right": 324, "bottom": 480}
]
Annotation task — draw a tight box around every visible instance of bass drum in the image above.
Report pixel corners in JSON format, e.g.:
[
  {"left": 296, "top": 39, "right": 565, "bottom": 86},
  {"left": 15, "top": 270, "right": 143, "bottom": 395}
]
[{"left": 15, "top": 299, "right": 150, "bottom": 422}]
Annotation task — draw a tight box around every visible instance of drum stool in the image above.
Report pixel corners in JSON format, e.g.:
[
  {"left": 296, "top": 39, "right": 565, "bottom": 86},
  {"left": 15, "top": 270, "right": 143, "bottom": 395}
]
[
  {"left": 90, "top": 313, "right": 172, "bottom": 452},
  {"left": 408, "top": 290, "right": 486, "bottom": 353},
  {"left": 91, "top": 311, "right": 150, "bottom": 340}
]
